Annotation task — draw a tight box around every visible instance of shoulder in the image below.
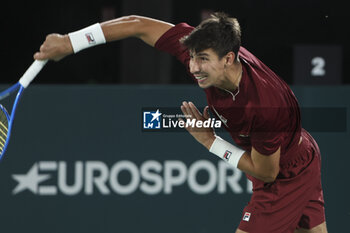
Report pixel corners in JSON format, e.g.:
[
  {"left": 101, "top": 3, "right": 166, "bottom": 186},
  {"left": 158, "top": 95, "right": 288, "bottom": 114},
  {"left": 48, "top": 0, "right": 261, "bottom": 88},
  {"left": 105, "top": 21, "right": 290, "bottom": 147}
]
[
  {"left": 154, "top": 23, "right": 195, "bottom": 67},
  {"left": 155, "top": 23, "right": 195, "bottom": 49}
]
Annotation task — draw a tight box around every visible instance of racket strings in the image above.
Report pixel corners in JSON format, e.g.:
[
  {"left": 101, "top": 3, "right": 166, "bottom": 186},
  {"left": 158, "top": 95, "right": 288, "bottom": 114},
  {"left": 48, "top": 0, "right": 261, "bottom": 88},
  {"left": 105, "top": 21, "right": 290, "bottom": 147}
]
[{"left": 0, "top": 105, "right": 9, "bottom": 152}]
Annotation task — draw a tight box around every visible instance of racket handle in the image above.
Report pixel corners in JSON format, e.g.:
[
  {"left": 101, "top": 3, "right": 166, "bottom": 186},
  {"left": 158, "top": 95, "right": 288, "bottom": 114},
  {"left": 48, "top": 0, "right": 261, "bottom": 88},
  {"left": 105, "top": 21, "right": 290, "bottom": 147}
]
[{"left": 19, "top": 60, "right": 48, "bottom": 88}]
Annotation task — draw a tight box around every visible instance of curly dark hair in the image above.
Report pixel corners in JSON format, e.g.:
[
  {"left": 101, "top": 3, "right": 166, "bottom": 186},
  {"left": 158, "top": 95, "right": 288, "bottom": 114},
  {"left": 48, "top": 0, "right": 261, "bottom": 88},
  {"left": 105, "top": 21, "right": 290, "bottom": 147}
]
[{"left": 180, "top": 12, "right": 241, "bottom": 60}]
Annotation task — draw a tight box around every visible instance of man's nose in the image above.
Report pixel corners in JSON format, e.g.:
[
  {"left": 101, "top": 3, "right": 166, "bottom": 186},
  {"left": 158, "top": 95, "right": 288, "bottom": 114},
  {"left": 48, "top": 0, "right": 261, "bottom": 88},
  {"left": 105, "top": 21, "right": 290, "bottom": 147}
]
[{"left": 189, "top": 60, "right": 200, "bottom": 74}]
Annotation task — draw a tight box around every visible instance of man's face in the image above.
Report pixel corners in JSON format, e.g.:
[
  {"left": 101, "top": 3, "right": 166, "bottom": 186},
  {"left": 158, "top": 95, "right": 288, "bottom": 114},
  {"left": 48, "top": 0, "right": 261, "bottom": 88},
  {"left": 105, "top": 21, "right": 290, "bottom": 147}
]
[{"left": 189, "top": 48, "right": 226, "bottom": 89}]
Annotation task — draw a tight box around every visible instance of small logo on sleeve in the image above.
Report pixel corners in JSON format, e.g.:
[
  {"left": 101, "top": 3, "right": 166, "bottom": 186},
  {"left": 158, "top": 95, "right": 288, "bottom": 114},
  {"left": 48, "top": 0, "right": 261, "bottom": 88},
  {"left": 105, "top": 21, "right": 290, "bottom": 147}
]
[{"left": 243, "top": 212, "right": 251, "bottom": 222}]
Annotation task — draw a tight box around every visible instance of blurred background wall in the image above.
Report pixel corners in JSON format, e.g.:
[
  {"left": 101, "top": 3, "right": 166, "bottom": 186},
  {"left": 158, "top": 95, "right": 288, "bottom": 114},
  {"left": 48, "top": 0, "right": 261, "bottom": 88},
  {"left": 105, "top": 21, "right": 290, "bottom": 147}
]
[{"left": 0, "top": 85, "right": 348, "bottom": 233}]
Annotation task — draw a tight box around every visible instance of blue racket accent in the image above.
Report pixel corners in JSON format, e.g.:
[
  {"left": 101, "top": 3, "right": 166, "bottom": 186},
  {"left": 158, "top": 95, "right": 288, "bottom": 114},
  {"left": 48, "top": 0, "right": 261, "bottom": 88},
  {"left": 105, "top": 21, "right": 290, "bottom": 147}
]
[
  {"left": 0, "top": 60, "right": 47, "bottom": 161},
  {"left": 0, "top": 83, "right": 21, "bottom": 101},
  {"left": 0, "top": 83, "right": 24, "bottom": 161}
]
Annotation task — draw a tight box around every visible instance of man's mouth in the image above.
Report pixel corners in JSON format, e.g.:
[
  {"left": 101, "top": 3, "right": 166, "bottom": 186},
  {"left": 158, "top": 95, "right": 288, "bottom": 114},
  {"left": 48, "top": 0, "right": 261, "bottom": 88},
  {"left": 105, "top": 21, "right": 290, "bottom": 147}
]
[{"left": 195, "top": 75, "right": 207, "bottom": 83}]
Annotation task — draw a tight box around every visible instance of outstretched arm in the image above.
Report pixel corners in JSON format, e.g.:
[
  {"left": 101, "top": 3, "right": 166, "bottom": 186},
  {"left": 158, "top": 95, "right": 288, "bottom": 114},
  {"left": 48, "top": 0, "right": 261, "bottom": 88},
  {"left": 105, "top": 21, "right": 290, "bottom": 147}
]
[
  {"left": 34, "top": 15, "right": 174, "bottom": 61},
  {"left": 101, "top": 16, "right": 174, "bottom": 46}
]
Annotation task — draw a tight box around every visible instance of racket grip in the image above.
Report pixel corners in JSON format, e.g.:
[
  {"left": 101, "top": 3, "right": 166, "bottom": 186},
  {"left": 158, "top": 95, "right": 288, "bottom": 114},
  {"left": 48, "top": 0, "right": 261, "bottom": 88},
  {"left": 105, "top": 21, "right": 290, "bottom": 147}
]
[{"left": 19, "top": 60, "right": 48, "bottom": 88}]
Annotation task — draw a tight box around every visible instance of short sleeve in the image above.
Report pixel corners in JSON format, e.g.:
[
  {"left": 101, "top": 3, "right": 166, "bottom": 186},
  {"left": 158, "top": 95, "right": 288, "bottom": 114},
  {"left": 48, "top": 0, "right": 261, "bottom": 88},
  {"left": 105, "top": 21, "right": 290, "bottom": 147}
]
[{"left": 154, "top": 23, "right": 194, "bottom": 66}]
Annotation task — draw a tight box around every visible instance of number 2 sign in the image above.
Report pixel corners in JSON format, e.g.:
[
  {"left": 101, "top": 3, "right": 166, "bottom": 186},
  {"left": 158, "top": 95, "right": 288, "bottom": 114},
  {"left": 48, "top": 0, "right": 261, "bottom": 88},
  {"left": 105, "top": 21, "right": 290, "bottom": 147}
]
[{"left": 293, "top": 45, "right": 342, "bottom": 85}]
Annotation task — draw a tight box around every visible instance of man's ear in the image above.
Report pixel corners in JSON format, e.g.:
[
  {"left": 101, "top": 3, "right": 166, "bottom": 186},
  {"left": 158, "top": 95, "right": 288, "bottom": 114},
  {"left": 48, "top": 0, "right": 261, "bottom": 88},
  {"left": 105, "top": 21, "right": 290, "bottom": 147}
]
[{"left": 225, "top": 51, "right": 236, "bottom": 65}]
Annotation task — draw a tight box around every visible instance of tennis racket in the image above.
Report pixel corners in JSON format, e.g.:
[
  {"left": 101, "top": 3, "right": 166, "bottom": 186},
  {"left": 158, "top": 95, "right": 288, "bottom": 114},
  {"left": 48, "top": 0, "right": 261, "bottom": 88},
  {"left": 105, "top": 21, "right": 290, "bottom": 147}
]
[{"left": 0, "top": 59, "right": 48, "bottom": 161}]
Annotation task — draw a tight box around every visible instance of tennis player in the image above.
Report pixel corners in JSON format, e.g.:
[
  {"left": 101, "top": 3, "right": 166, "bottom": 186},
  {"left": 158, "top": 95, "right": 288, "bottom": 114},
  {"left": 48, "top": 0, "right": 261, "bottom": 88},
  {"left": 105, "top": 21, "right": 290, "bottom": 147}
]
[{"left": 34, "top": 13, "right": 328, "bottom": 233}]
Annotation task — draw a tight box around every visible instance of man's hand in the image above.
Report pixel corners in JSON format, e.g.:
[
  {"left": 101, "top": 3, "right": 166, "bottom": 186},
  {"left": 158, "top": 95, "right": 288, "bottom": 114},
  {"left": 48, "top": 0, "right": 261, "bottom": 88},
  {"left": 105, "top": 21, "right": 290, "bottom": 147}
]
[
  {"left": 180, "top": 101, "right": 216, "bottom": 150},
  {"left": 34, "top": 34, "right": 73, "bottom": 61}
]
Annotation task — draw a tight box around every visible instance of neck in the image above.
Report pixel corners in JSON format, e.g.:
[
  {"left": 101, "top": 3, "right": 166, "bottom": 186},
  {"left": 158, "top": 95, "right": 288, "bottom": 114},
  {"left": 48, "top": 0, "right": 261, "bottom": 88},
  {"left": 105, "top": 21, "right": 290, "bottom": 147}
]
[{"left": 220, "top": 61, "right": 242, "bottom": 92}]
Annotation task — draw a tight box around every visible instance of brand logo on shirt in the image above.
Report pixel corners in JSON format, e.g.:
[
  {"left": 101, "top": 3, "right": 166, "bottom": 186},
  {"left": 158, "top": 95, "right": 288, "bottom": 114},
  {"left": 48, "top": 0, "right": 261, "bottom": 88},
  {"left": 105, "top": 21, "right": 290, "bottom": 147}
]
[{"left": 243, "top": 212, "right": 251, "bottom": 222}]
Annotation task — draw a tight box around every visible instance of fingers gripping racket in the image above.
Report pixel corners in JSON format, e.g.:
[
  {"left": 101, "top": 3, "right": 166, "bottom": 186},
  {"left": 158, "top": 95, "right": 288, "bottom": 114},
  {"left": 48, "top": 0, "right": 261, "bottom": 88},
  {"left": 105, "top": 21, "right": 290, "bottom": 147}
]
[{"left": 0, "top": 60, "right": 48, "bottom": 161}]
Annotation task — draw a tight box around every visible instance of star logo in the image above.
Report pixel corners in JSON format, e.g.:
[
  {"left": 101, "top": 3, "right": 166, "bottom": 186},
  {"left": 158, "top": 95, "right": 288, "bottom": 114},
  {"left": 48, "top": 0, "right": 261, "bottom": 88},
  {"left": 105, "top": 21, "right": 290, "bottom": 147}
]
[
  {"left": 12, "top": 163, "right": 51, "bottom": 195},
  {"left": 143, "top": 109, "right": 163, "bottom": 129},
  {"left": 150, "top": 109, "right": 162, "bottom": 122}
]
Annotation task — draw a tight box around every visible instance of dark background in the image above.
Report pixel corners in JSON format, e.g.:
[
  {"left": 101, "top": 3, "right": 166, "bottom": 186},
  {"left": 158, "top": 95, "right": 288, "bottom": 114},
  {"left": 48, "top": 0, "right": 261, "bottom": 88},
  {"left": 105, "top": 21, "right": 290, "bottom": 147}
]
[{"left": 1, "top": 0, "right": 348, "bottom": 85}]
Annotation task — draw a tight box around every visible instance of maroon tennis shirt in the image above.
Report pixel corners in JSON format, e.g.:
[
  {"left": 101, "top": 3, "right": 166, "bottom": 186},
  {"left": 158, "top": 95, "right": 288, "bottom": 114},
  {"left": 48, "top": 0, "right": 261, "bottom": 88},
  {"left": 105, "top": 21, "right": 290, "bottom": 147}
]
[{"left": 155, "top": 23, "right": 307, "bottom": 181}]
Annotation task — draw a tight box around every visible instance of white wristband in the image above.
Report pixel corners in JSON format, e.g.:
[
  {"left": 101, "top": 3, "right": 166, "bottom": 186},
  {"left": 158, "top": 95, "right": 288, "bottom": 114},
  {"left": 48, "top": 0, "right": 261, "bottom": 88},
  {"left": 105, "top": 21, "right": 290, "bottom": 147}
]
[
  {"left": 209, "top": 136, "right": 245, "bottom": 168},
  {"left": 68, "top": 23, "right": 106, "bottom": 53}
]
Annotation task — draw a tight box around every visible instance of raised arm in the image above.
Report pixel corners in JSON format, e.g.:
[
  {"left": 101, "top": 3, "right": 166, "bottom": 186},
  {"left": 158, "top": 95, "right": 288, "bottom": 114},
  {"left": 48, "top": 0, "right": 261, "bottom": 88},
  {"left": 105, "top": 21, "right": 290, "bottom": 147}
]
[
  {"left": 34, "top": 15, "right": 174, "bottom": 61},
  {"left": 101, "top": 16, "right": 174, "bottom": 46}
]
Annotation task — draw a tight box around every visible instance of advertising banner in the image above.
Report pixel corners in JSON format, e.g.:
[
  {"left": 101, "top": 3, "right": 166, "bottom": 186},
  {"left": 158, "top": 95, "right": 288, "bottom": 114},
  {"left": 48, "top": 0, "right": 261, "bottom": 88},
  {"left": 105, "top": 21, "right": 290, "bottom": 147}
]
[{"left": 0, "top": 85, "right": 348, "bottom": 232}]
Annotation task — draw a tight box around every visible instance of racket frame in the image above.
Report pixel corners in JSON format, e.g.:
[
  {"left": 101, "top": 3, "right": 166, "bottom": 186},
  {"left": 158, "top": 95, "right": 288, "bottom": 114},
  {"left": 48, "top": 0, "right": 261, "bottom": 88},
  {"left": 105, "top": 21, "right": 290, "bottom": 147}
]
[
  {"left": 0, "top": 59, "right": 47, "bottom": 161},
  {"left": 0, "top": 83, "right": 24, "bottom": 160}
]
